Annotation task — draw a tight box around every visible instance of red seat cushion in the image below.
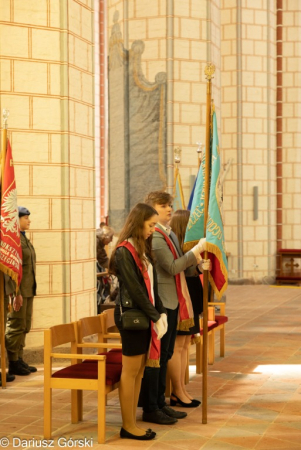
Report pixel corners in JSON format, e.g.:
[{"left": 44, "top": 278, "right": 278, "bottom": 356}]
[
  {"left": 83, "top": 349, "right": 122, "bottom": 365},
  {"left": 200, "top": 320, "right": 217, "bottom": 335},
  {"left": 278, "top": 249, "right": 301, "bottom": 253},
  {"left": 276, "top": 275, "right": 301, "bottom": 280},
  {"left": 51, "top": 362, "right": 122, "bottom": 386},
  {"left": 215, "top": 315, "right": 228, "bottom": 326}
]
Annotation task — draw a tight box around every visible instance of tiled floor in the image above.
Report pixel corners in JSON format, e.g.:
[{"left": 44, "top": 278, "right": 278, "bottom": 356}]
[{"left": 1, "top": 285, "right": 301, "bottom": 449}]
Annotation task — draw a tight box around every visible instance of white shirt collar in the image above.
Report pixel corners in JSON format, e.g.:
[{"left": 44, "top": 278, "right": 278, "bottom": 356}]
[{"left": 158, "top": 222, "right": 171, "bottom": 235}]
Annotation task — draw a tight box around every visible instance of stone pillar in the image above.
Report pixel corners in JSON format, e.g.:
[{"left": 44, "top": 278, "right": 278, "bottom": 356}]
[
  {"left": 281, "top": 1, "right": 301, "bottom": 249},
  {"left": 0, "top": 0, "right": 96, "bottom": 347},
  {"left": 221, "top": 0, "right": 277, "bottom": 281}
]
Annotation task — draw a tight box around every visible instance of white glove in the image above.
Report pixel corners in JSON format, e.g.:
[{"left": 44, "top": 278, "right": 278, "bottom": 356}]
[
  {"left": 191, "top": 238, "right": 207, "bottom": 260},
  {"left": 160, "top": 313, "right": 168, "bottom": 334},
  {"left": 198, "top": 259, "right": 212, "bottom": 272},
  {"left": 154, "top": 316, "right": 166, "bottom": 340}
]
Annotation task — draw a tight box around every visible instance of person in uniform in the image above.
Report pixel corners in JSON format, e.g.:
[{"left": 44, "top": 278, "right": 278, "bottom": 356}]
[{"left": 5, "top": 206, "right": 37, "bottom": 376}]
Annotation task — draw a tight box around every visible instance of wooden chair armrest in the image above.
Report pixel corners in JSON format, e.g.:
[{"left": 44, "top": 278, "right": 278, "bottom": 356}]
[
  {"left": 77, "top": 343, "right": 122, "bottom": 349},
  {"left": 50, "top": 353, "right": 106, "bottom": 360},
  {"left": 208, "top": 302, "right": 226, "bottom": 315},
  {"left": 103, "top": 333, "right": 121, "bottom": 339}
]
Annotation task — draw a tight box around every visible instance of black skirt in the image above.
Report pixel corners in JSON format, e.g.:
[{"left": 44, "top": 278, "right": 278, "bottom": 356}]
[
  {"left": 177, "top": 276, "right": 203, "bottom": 336},
  {"left": 114, "top": 305, "right": 151, "bottom": 356}
]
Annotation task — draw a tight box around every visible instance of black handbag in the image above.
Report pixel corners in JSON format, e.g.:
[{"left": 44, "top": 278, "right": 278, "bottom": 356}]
[{"left": 120, "top": 305, "right": 149, "bottom": 330}]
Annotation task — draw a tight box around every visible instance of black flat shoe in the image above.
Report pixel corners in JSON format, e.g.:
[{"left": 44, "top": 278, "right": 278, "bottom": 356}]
[
  {"left": 120, "top": 427, "right": 156, "bottom": 440},
  {"left": 170, "top": 393, "right": 200, "bottom": 408}
]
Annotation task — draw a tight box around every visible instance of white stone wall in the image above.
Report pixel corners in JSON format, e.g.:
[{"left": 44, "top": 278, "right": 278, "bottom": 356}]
[{"left": 0, "top": 0, "right": 96, "bottom": 347}]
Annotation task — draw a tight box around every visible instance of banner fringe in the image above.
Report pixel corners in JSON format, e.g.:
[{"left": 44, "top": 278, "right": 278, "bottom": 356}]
[
  {"left": 191, "top": 334, "right": 201, "bottom": 344},
  {"left": 0, "top": 265, "right": 18, "bottom": 288},
  {"left": 177, "top": 317, "right": 195, "bottom": 331},
  {"left": 183, "top": 240, "right": 199, "bottom": 254},
  {"left": 146, "top": 358, "right": 160, "bottom": 368}
]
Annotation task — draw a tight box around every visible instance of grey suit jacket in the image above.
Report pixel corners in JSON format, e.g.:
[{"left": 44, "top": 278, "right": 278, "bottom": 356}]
[{"left": 152, "top": 224, "right": 197, "bottom": 310}]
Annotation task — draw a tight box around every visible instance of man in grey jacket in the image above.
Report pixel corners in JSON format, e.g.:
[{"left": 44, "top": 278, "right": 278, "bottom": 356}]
[{"left": 140, "top": 191, "right": 206, "bottom": 425}]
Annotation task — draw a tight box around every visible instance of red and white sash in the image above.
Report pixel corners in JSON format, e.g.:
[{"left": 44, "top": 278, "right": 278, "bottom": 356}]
[{"left": 155, "top": 228, "right": 194, "bottom": 331}]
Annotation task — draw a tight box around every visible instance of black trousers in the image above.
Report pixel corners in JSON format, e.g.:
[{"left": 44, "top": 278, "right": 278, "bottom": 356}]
[{"left": 140, "top": 306, "right": 179, "bottom": 412}]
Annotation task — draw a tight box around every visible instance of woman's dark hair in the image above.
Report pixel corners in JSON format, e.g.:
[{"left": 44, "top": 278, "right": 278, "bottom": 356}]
[
  {"left": 169, "top": 209, "right": 190, "bottom": 250},
  {"left": 109, "top": 203, "right": 158, "bottom": 275}
]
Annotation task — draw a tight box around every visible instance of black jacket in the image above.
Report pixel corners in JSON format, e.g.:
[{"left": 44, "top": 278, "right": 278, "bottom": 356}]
[{"left": 115, "top": 247, "right": 166, "bottom": 323}]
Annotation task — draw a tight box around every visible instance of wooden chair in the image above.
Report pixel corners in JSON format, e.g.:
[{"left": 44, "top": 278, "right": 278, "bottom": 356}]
[
  {"left": 44, "top": 322, "right": 107, "bottom": 444},
  {"left": 77, "top": 314, "right": 122, "bottom": 404},
  {"left": 100, "top": 307, "right": 121, "bottom": 340},
  {"left": 208, "top": 301, "right": 228, "bottom": 358},
  {"left": 44, "top": 318, "right": 122, "bottom": 444},
  {"left": 195, "top": 306, "right": 217, "bottom": 374},
  {"left": 77, "top": 314, "right": 122, "bottom": 365}
]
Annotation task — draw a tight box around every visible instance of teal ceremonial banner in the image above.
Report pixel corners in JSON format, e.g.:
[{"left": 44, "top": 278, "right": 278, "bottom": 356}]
[
  {"left": 183, "top": 110, "right": 228, "bottom": 299},
  {"left": 206, "top": 111, "right": 228, "bottom": 298},
  {"left": 183, "top": 154, "right": 206, "bottom": 252}
]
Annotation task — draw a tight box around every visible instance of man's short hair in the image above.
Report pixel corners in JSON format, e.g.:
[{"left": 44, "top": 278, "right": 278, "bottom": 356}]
[
  {"left": 144, "top": 191, "right": 173, "bottom": 207},
  {"left": 96, "top": 225, "right": 114, "bottom": 240}
]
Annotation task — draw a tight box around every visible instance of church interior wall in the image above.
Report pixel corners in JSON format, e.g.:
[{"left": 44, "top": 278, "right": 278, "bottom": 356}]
[
  {"left": 281, "top": 3, "right": 301, "bottom": 249},
  {"left": 0, "top": 0, "right": 96, "bottom": 348},
  {"left": 1, "top": 0, "right": 301, "bottom": 352}
]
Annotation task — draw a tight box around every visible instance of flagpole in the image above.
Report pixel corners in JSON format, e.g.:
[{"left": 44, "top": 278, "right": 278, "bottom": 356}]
[
  {"left": 174, "top": 146, "right": 181, "bottom": 196},
  {"left": 0, "top": 109, "right": 9, "bottom": 388},
  {"left": 202, "top": 63, "right": 215, "bottom": 423}
]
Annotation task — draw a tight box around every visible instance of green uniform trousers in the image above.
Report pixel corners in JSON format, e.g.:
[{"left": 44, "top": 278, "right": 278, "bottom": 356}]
[{"left": 5, "top": 297, "right": 34, "bottom": 361}]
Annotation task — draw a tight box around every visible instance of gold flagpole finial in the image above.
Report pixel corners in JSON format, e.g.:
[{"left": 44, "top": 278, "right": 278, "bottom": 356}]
[
  {"left": 2, "top": 109, "right": 9, "bottom": 129},
  {"left": 204, "top": 63, "right": 215, "bottom": 81},
  {"left": 196, "top": 141, "right": 203, "bottom": 168},
  {"left": 174, "top": 146, "right": 181, "bottom": 165}
]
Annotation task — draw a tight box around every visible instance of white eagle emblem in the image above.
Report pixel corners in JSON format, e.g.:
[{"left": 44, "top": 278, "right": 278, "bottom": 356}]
[{"left": 1, "top": 188, "right": 19, "bottom": 235}]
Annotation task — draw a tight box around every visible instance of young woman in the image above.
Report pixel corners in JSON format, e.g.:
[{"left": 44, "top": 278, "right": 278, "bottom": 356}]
[
  {"left": 109, "top": 203, "right": 167, "bottom": 440},
  {"left": 168, "top": 209, "right": 210, "bottom": 407}
]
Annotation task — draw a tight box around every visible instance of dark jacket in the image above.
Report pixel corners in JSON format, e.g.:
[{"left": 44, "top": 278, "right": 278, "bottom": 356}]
[
  {"left": 18, "top": 233, "right": 37, "bottom": 297},
  {"left": 115, "top": 247, "right": 166, "bottom": 323}
]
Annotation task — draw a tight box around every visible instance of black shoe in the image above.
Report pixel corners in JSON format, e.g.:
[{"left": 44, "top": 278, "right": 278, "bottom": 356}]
[
  {"left": 142, "top": 409, "right": 177, "bottom": 425},
  {"left": 170, "top": 393, "right": 200, "bottom": 408},
  {"left": 161, "top": 405, "right": 187, "bottom": 418},
  {"left": 9, "top": 360, "right": 30, "bottom": 376},
  {"left": 18, "top": 358, "right": 37, "bottom": 373},
  {"left": 120, "top": 427, "right": 156, "bottom": 440}
]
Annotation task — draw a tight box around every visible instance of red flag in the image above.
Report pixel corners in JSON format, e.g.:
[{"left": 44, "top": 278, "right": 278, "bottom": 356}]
[{"left": 0, "top": 140, "right": 22, "bottom": 286}]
